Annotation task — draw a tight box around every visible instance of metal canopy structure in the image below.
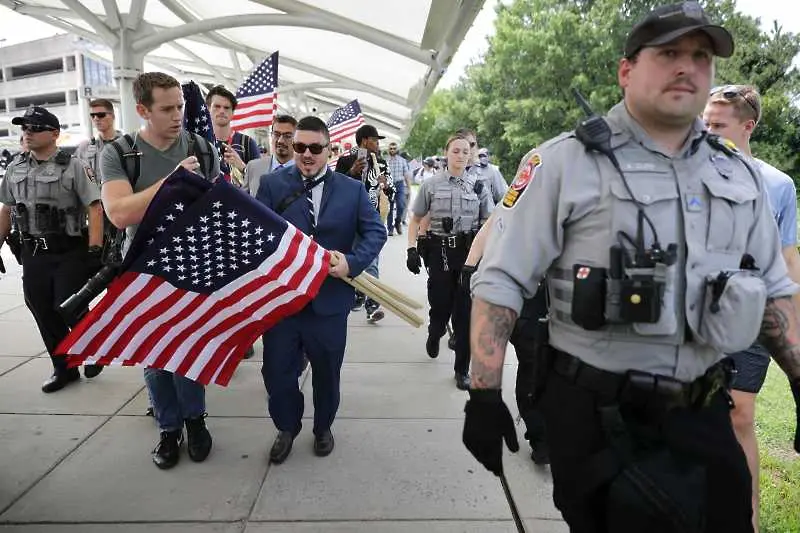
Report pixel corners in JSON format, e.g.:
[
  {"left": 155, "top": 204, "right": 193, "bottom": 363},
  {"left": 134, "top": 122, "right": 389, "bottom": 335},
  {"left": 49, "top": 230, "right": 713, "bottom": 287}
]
[{"left": 0, "top": 0, "right": 485, "bottom": 140}]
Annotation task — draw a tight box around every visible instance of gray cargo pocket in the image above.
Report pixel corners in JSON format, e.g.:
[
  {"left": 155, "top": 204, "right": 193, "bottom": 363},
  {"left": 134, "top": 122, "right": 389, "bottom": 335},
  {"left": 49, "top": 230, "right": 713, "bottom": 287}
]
[
  {"left": 702, "top": 177, "right": 758, "bottom": 254},
  {"left": 699, "top": 270, "right": 766, "bottom": 353},
  {"left": 633, "top": 263, "right": 678, "bottom": 336}
]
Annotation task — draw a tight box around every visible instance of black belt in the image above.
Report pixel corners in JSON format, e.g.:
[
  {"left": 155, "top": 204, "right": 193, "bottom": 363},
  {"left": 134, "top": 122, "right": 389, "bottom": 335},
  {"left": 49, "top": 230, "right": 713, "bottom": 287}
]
[
  {"left": 429, "top": 232, "right": 473, "bottom": 249},
  {"left": 22, "top": 233, "right": 84, "bottom": 255},
  {"left": 551, "top": 349, "right": 733, "bottom": 411}
]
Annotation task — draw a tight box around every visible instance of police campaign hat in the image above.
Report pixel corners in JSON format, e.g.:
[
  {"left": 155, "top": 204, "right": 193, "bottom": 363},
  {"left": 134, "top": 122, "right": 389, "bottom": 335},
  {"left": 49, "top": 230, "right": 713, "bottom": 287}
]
[
  {"left": 355, "top": 124, "right": 385, "bottom": 145},
  {"left": 624, "top": 1, "right": 734, "bottom": 59},
  {"left": 11, "top": 106, "right": 61, "bottom": 130}
]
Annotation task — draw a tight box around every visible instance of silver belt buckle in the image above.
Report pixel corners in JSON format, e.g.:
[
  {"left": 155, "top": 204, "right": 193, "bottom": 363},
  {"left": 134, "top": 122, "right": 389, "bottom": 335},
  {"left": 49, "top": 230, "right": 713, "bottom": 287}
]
[
  {"left": 37, "top": 236, "right": 49, "bottom": 250},
  {"left": 446, "top": 235, "right": 457, "bottom": 248}
]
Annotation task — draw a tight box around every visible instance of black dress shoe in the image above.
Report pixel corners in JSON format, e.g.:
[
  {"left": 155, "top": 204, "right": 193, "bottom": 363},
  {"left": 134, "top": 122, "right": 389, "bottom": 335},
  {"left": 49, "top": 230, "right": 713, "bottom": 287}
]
[
  {"left": 185, "top": 416, "right": 212, "bottom": 462},
  {"left": 426, "top": 334, "right": 440, "bottom": 359},
  {"left": 152, "top": 429, "right": 183, "bottom": 469},
  {"left": 314, "top": 430, "right": 335, "bottom": 457},
  {"left": 454, "top": 372, "right": 471, "bottom": 391},
  {"left": 84, "top": 364, "right": 104, "bottom": 378},
  {"left": 41, "top": 370, "right": 80, "bottom": 393},
  {"left": 270, "top": 431, "right": 295, "bottom": 464}
]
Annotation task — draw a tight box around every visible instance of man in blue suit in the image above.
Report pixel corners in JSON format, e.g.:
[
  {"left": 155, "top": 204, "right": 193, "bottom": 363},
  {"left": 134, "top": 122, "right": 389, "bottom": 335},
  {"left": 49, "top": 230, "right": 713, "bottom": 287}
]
[{"left": 256, "top": 116, "right": 386, "bottom": 463}]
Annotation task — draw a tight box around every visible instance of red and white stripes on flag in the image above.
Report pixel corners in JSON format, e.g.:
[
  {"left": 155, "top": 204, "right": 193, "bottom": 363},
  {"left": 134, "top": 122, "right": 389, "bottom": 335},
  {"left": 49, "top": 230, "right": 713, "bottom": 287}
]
[
  {"left": 231, "top": 51, "right": 279, "bottom": 131},
  {"left": 58, "top": 226, "right": 329, "bottom": 386},
  {"left": 326, "top": 99, "right": 365, "bottom": 142}
]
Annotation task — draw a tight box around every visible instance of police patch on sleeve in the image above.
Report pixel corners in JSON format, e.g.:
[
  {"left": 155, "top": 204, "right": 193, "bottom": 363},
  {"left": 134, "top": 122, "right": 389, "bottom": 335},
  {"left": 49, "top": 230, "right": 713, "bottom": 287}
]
[{"left": 502, "top": 153, "right": 541, "bottom": 209}]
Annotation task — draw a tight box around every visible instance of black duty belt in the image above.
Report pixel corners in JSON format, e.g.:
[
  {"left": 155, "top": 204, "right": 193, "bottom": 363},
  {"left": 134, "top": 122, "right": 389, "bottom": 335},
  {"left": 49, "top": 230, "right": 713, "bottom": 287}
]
[
  {"left": 429, "top": 232, "right": 474, "bottom": 249},
  {"left": 22, "top": 233, "right": 85, "bottom": 255},
  {"left": 551, "top": 349, "right": 733, "bottom": 411}
]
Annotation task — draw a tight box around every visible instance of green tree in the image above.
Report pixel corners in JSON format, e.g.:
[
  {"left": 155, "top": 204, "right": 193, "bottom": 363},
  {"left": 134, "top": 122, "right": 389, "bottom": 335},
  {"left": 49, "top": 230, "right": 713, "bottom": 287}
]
[{"left": 408, "top": 0, "right": 800, "bottom": 182}]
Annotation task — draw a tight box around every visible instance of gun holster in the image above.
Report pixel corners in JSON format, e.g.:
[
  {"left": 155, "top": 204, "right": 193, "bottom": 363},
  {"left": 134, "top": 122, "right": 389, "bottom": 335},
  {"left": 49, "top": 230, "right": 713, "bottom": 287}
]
[{"left": 6, "top": 231, "right": 22, "bottom": 264}]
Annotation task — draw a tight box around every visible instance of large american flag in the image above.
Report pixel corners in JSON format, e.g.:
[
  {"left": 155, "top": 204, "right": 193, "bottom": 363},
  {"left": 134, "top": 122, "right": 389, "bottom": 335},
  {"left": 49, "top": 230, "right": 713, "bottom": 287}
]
[
  {"left": 326, "top": 99, "right": 364, "bottom": 142},
  {"left": 231, "top": 51, "right": 279, "bottom": 131},
  {"left": 56, "top": 168, "right": 330, "bottom": 386},
  {"left": 182, "top": 81, "right": 215, "bottom": 144}
]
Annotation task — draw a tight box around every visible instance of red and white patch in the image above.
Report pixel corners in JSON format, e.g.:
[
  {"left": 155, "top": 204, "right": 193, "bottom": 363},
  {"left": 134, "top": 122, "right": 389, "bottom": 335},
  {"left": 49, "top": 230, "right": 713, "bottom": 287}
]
[
  {"left": 502, "top": 153, "right": 542, "bottom": 209},
  {"left": 576, "top": 266, "right": 591, "bottom": 280}
]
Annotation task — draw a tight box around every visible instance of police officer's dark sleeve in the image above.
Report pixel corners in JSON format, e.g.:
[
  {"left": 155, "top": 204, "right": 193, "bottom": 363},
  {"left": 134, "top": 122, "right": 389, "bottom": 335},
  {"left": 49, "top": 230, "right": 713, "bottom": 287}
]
[
  {"left": 472, "top": 139, "right": 598, "bottom": 314},
  {"left": 411, "top": 179, "right": 432, "bottom": 217},
  {"left": 346, "top": 183, "right": 387, "bottom": 277}
]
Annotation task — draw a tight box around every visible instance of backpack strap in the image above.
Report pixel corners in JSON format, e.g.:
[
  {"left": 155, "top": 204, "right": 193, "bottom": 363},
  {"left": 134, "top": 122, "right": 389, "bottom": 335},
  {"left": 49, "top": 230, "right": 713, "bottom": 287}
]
[
  {"left": 187, "top": 132, "right": 216, "bottom": 181},
  {"left": 239, "top": 132, "right": 253, "bottom": 163},
  {"left": 109, "top": 134, "right": 141, "bottom": 187}
]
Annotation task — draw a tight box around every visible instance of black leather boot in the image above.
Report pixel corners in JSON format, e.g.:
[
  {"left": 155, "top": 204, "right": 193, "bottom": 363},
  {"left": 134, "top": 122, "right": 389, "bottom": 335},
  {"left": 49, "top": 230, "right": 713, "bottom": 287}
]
[
  {"left": 152, "top": 429, "right": 183, "bottom": 469},
  {"left": 185, "top": 416, "right": 212, "bottom": 462}
]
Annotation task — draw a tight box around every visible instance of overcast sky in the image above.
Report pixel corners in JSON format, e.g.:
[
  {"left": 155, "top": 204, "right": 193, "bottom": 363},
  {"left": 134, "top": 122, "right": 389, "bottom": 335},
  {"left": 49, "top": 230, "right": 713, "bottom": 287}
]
[{"left": 0, "top": 0, "right": 797, "bottom": 89}]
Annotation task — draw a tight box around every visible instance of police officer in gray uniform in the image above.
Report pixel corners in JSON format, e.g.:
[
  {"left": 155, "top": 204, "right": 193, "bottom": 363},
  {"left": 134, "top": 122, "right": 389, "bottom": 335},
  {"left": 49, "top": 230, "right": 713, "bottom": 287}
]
[
  {"left": 463, "top": 4, "right": 800, "bottom": 532},
  {"left": 407, "top": 134, "right": 491, "bottom": 390},
  {"left": 74, "top": 99, "right": 123, "bottom": 188},
  {"left": 456, "top": 128, "right": 507, "bottom": 205},
  {"left": 0, "top": 107, "right": 104, "bottom": 392}
]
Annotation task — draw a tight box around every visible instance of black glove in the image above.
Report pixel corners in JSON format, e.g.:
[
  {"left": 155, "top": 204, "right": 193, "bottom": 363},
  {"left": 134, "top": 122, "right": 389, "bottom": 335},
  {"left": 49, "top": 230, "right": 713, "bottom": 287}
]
[
  {"left": 407, "top": 247, "right": 421, "bottom": 274},
  {"left": 87, "top": 245, "right": 103, "bottom": 276},
  {"left": 463, "top": 388, "right": 519, "bottom": 475},
  {"left": 0, "top": 254, "right": 5, "bottom": 274},
  {"left": 791, "top": 378, "right": 800, "bottom": 454},
  {"left": 459, "top": 264, "right": 477, "bottom": 288}
]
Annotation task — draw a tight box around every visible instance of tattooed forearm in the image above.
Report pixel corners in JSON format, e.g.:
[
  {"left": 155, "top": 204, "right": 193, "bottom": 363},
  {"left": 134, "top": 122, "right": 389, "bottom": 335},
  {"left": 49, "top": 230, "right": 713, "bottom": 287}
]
[
  {"left": 758, "top": 296, "right": 800, "bottom": 381},
  {"left": 470, "top": 298, "right": 518, "bottom": 389}
]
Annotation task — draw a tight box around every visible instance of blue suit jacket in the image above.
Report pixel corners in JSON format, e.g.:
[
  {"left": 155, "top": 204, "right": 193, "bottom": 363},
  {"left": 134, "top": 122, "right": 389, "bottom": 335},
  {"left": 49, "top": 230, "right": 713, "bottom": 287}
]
[{"left": 256, "top": 166, "right": 386, "bottom": 316}]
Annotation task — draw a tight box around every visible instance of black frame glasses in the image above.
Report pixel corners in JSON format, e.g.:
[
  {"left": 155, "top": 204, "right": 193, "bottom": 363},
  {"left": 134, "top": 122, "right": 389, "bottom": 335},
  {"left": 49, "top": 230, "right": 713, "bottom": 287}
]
[
  {"left": 21, "top": 124, "right": 57, "bottom": 133},
  {"left": 89, "top": 112, "right": 110, "bottom": 119},
  {"left": 293, "top": 142, "right": 329, "bottom": 155},
  {"left": 710, "top": 85, "right": 760, "bottom": 120},
  {"left": 271, "top": 131, "right": 294, "bottom": 141}
]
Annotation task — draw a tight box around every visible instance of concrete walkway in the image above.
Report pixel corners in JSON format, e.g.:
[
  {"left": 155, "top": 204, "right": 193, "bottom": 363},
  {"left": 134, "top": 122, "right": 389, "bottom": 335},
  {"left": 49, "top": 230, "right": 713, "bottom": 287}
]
[{"left": 0, "top": 232, "right": 566, "bottom": 533}]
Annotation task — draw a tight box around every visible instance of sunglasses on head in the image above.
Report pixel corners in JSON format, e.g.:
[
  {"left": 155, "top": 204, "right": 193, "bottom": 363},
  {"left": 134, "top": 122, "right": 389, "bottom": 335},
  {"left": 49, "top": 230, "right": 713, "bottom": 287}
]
[
  {"left": 710, "top": 85, "right": 760, "bottom": 118},
  {"left": 90, "top": 112, "right": 110, "bottom": 119},
  {"left": 293, "top": 142, "right": 328, "bottom": 155},
  {"left": 21, "top": 124, "right": 57, "bottom": 133}
]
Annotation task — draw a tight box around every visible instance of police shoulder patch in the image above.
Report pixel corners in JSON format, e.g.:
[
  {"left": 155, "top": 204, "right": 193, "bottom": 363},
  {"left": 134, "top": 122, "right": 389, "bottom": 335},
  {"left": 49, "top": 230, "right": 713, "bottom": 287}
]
[{"left": 502, "top": 153, "right": 541, "bottom": 209}]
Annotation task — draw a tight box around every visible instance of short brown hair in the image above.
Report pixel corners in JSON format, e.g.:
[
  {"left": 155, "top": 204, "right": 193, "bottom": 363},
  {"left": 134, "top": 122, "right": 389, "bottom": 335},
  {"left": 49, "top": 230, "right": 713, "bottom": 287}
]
[
  {"left": 133, "top": 72, "right": 180, "bottom": 108},
  {"left": 445, "top": 135, "right": 470, "bottom": 151},
  {"left": 205, "top": 85, "right": 237, "bottom": 110},
  {"left": 709, "top": 85, "right": 761, "bottom": 124},
  {"left": 274, "top": 114, "right": 298, "bottom": 128},
  {"left": 88, "top": 98, "right": 114, "bottom": 112}
]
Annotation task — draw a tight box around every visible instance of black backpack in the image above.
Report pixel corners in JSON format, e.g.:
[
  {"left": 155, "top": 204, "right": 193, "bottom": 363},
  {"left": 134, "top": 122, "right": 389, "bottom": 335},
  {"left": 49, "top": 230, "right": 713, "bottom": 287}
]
[{"left": 110, "top": 131, "right": 216, "bottom": 187}]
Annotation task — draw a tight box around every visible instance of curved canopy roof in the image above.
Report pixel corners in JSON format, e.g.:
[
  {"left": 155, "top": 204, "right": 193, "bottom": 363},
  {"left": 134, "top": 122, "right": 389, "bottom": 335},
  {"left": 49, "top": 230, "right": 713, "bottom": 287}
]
[{"left": 0, "top": 0, "right": 486, "bottom": 139}]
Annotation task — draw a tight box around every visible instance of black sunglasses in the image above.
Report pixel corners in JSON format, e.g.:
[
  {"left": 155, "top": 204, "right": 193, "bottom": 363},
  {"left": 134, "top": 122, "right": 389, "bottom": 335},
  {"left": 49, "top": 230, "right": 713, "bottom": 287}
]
[
  {"left": 90, "top": 112, "right": 110, "bottom": 119},
  {"left": 21, "top": 124, "right": 57, "bottom": 133},
  {"left": 293, "top": 142, "right": 329, "bottom": 155},
  {"left": 710, "top": 85, "right": 760, "bottom": 119}
]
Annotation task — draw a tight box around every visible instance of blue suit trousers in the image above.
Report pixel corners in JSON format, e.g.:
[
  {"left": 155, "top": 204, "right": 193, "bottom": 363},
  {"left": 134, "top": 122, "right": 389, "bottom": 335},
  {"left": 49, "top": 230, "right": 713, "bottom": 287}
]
[{"left": 261, "top": 306, "right": 348, "bottom": 436}]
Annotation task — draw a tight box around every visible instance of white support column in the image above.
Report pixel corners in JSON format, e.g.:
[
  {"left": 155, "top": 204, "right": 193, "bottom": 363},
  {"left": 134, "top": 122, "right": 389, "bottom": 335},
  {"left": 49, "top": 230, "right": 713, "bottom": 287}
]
[{"left": 112, "top": 27, "right": 145, "bottom": 133}]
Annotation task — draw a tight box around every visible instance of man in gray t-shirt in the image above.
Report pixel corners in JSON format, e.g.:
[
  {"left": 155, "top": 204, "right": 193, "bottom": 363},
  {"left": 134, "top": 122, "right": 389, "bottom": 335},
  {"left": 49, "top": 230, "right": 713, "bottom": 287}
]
[{"left": 100, "top": 72, "right": 220, "bottom": 471}]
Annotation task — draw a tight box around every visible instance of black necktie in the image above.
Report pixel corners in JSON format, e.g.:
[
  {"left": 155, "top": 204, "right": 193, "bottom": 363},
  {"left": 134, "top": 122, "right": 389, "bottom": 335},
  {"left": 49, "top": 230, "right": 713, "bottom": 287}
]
[{"left": 305, "top": 175, "right": 325, "bottom": 232}]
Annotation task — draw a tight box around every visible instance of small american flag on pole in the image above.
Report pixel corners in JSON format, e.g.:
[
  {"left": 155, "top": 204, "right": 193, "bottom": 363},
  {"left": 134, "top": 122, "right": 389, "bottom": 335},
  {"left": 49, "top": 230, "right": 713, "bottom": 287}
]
[
  {"left": 326, "top": 99, "right": 365, "bottom": 142},
  {"left": 231, "top": 51, "right": 279, "bottom": 131},
  {"left": 56, "top": 169, "right": 330, "bottom": 386}
]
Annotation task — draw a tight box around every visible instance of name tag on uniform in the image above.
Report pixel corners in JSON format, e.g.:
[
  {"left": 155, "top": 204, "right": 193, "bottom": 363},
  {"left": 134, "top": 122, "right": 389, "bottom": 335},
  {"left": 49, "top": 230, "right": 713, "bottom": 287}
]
[
  {"left": 685, "top": 193, "right": 704, "bottom": 212},
  {"left": 622, "top": 162, "right": 658, "bottom": 172}
]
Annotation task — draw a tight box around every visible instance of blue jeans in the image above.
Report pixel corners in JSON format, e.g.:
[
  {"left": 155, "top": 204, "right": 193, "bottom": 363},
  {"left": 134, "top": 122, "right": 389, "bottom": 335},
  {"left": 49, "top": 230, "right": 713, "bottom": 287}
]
[
  {"left": 387, "top": 181, "right": 406, "bottom": 229},
  {"left": 144, "top": 368, "right": 206, "bottom": 432}
]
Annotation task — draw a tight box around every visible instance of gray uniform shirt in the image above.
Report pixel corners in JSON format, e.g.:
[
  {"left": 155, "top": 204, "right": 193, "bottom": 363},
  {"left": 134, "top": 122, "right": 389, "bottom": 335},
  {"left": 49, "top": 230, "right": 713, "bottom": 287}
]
[
  {"left": 0, "top": 152, "right": 99, "bottom": 236},
  {"left": 473, "top": 101, "right": 797, "bottom": 381},
  {"left": 74, "top": 131, "right": 123, "bottom": 187},
  {"left": 99, "top": 131, "right": 220, "bottom": 245},
  {"left": 468, "top": 163, "right": 507, "bottom": 205},
  {"left": 412, "top": 171, "right": 492, "bottom": 234}
]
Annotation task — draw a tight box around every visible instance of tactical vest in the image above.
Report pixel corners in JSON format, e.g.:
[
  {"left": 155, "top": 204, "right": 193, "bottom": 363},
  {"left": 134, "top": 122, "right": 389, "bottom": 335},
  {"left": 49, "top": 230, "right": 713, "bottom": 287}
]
[
  {"left": 6, "top": 151, "right": 86, "bottom": 237},
  {"left": 428, "top": 174, "right": 483, "bottom": 235},
  {"left": 544, "top": 133, "right": 763, "bottom": 369}
]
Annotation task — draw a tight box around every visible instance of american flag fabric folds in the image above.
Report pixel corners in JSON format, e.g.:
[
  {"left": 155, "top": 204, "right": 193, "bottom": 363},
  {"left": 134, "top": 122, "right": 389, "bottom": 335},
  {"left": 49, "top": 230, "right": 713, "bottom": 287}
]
[
  {"left": 231, "top": 51, "right": 279, "bottom": 131},
  {"left": 56, "top": 168, "right": 330, "bottom": 386},
  {"left": 326, "top": 99, "right": 365, "bottom": 142},
  {"left": 182, "top": 80, "right": 216, "bottom": 144}
]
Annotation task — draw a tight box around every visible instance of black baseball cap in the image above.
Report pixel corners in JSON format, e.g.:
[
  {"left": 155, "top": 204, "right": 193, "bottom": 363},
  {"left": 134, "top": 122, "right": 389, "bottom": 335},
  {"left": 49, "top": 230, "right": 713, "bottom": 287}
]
[
  {"left": 12, "top": 106, "right": 61, "bottom": 130},
  {"left": 624, "top": 2, "right": 734, "bottom": 59},
  {"left": 355, "top": 124, "right": 385, "bottom": 144}
]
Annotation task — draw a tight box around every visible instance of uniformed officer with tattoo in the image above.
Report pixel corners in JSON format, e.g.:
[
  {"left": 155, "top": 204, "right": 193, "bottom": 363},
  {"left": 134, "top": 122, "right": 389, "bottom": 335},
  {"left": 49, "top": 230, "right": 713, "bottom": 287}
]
[
  {"left": 407, "top": 134, "right": 491, "bottom": 390},
  {"left": 0, "top": 107, "right": 104, "bottom": 392},
  {"left": 464, "top": 4, "right": 800, "bottom": 532}
]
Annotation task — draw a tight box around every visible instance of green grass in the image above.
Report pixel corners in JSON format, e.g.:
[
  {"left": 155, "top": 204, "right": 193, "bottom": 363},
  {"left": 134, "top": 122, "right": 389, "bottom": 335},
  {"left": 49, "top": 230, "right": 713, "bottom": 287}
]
[{"left": 755, "top": 363, "right": 800, "bottom": 533}]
